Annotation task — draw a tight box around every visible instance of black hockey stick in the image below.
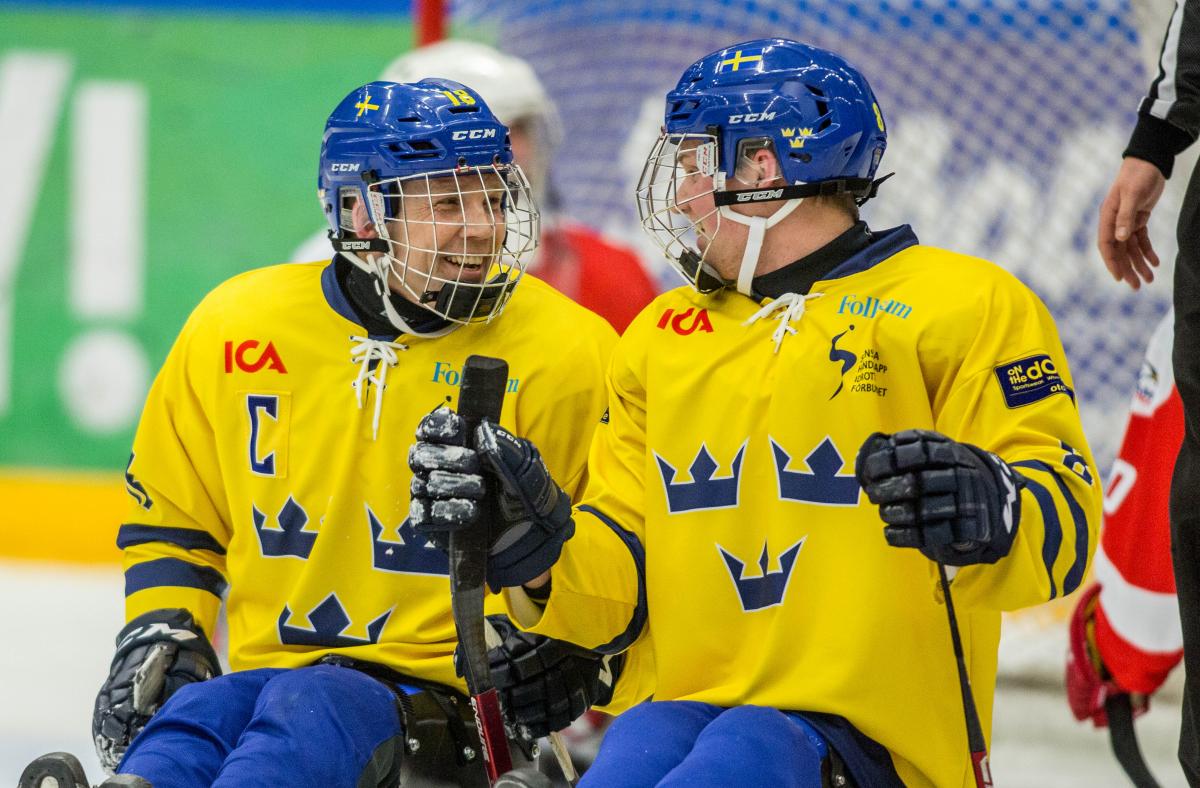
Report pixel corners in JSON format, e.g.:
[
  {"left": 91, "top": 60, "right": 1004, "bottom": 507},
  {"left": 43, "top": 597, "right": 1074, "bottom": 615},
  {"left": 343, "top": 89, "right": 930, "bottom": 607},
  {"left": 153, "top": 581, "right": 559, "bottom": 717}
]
[
  {"left": 1105, "top": 694, "right": 1161, "bottom": 788},
  {"left": 937, "top": 562, "right": 994, "bottom": 788},
  {"left": 454, "top": 355, "right": 514, "bottom": 783}
]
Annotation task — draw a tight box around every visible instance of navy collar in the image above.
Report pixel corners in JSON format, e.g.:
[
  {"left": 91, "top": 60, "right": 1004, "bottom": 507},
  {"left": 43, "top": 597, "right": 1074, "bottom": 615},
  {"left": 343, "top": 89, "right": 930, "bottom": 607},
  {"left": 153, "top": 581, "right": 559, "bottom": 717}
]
[
  {"left": 320, "top": 255, "right": 449, "bottom": 340},
  {"left": 752, "top": 224, "right": 919, "bottom": 299},
  {"left": 321, "top": 257, "right": 366, "bottom": 327}
]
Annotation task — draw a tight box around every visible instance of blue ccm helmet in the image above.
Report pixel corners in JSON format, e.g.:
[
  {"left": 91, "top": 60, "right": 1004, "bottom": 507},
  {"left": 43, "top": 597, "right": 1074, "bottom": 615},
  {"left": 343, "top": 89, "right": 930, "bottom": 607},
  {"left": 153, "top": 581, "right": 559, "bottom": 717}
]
[
  {"left": 318, "top": 80, "right": 539, "bottom": 328},
  {"left": 636, "top": 39, "right": 888, "bottom": 294}
]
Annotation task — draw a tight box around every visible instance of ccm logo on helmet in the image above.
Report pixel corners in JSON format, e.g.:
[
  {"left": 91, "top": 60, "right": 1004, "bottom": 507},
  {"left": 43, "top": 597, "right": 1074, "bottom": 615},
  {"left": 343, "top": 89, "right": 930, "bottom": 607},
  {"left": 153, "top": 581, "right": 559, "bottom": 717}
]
[
  {"left": 225, "top": 340, "right": 288, "bottom": 374},
  {"left": 728, "top": 112, "right": 776, "bottom": 123},
  {"left": 330, "top": 163, "right": 360, "bottom": 173},
  {"left": 451, "top": 129, "right": 497, "bottom": 141},
  {"left": 735, "top": 189, "right": 784, "bottom": 202}
]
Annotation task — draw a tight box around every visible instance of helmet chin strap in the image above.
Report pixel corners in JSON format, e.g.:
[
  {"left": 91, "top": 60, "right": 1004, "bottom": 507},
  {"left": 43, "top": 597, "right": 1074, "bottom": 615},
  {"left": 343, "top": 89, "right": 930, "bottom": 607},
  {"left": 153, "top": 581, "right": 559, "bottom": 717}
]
[
  {"left": 339, "top": 188, "right": 459, "bottom": 337},
  {"left": 341, "top": 248, "right": 457, "bottom": 338},
  {"left": 717, "top": 196, "right": 804, "bottom": 296}
]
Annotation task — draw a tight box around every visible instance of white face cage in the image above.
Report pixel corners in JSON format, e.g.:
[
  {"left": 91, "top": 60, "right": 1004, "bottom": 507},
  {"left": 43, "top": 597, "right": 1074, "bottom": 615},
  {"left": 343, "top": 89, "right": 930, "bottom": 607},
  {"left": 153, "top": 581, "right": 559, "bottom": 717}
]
[
  {"left": 635, "top": 133, "right": 727, "bottom": 293},
  {"left": 361, "top": 162, "right": 539, "bottom": 325}
]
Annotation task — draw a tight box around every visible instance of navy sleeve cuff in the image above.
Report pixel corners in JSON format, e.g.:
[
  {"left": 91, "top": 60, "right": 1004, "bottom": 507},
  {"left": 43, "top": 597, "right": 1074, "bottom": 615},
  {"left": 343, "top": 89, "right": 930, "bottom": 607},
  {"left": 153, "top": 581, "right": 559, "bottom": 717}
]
[
  {"left": 577, "top": 505, "right": 647, "bottom": 655},
  {"left": 118, "top": 523, "right": 227, "bottom": 555}
]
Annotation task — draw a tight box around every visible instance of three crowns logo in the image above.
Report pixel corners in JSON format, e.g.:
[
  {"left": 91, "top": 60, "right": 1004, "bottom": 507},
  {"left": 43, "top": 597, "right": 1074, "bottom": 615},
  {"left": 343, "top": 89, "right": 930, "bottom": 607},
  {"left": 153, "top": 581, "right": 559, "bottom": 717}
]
[
  {"left": 718, "top": 538, "right": 806, "bottom": 611},
  {"left": 367, "top": 505, "right": 448, "bottom": 576},
  {"left": 655, "top": 442, "right": 747, "bottom": 513},
  {"left": 771, "top": 437, "right": 861, "bottom": 506},
  {"left": 780, "top": 127, "right": 815, "bottom": 149},
  {"left": 252, "top": 496, "right": 316, "bottom": 559},
  {"left": 278, "top": 593, "right": 392, "bottom": 647}
]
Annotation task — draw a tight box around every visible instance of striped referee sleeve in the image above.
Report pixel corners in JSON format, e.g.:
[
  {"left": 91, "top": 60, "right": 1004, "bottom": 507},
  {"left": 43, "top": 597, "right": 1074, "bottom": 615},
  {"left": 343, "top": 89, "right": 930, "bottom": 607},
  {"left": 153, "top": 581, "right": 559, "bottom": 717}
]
[{"left": 1127, "top": 0, "right": 1200, "bottom": 176}]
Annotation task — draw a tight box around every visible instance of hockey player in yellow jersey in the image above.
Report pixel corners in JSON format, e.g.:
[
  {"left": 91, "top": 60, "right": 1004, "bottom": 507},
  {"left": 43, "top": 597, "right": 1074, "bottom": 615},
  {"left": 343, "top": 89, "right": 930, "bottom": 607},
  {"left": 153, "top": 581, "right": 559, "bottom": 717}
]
[
  {"left": 410, "top": 39, "right": 1101, "bottom": 787},
  {"left": 16, "top": 80, "right": 626, "bottom": 788}
]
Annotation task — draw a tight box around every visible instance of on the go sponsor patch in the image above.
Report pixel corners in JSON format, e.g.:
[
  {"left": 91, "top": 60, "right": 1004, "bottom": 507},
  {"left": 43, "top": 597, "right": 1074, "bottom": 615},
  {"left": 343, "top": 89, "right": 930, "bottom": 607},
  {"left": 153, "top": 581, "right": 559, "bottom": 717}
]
[{"left": 994, "top": 354, "right": 1074, "bottom": 408}]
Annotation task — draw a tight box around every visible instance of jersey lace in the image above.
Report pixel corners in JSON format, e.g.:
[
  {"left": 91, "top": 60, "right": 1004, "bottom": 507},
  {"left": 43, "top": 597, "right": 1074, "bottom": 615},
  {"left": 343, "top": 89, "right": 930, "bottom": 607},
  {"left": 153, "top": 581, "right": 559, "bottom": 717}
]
[
  {"left": 350, "top": 336, "right": 408, "bottom": 439},
  {"left": 743, "top": 291, "right": 825, "bottom": 353}
]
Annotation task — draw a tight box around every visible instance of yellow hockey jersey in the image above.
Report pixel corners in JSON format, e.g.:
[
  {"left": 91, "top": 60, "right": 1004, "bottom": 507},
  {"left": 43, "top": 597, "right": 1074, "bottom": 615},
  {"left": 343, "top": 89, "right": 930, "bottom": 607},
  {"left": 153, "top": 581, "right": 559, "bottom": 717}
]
[
  {"left": 118, "top": 259, "right": 616, "bottom": 693},
  {"left": 505, "top": 226, "right": 1101, "bottom": 787}
]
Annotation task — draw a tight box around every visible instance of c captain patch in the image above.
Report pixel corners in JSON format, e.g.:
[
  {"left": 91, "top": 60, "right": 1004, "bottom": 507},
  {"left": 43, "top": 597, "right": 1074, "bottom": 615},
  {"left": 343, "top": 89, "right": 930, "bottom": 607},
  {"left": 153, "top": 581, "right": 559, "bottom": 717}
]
[{"left": 994, "top": 354, "right": 1074, "bottom": 408}]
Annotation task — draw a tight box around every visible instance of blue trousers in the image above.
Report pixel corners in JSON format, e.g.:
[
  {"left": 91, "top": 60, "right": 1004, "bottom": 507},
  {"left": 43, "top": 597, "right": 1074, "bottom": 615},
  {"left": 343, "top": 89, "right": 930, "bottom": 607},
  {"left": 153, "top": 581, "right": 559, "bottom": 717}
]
[
  {"left": 580, "top": 701, "right": 829, "bottom": 788},
  {"left": 119, "top": 665, "right": 403, "bottom": 788}
]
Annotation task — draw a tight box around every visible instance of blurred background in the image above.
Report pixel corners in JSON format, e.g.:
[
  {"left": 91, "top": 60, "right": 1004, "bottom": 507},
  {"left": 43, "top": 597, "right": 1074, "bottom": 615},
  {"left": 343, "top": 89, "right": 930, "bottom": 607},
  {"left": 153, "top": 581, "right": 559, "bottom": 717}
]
[{"left": 0, "top": 0, "right": 1190, "bottom": 784}]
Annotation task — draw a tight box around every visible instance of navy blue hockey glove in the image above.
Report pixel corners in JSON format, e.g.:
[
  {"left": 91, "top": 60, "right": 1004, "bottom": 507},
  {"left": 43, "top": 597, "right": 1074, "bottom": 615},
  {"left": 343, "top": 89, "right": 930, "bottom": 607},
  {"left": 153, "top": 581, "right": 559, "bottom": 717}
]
[
  {"left": 409, "top": 406, "right": 575, "bottom": 590},
  {"left": 855, "top": 429, "right": 1024, "bottom": 566},
  {"left": 408, "top": 405, "right": 488, "bottom": 551},
  {"left": 93, "top": 609, "right": 221, "bottom": 773},
  {"left": 481, "top": 615, "right": 622, "bottom": 741}
]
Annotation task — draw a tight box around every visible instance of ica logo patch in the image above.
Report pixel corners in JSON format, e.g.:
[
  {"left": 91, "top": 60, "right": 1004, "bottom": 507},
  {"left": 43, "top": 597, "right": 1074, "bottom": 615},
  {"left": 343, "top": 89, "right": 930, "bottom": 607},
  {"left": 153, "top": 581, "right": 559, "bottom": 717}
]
[
  {"left": 656, "top": 307, "right": 714, "bottom": 335},
  {"left": 225, "top": 340, "right": 288, "bottom": 374},
  {"left": 994, "top": 354, "right": 1074, "bottom": 408}
]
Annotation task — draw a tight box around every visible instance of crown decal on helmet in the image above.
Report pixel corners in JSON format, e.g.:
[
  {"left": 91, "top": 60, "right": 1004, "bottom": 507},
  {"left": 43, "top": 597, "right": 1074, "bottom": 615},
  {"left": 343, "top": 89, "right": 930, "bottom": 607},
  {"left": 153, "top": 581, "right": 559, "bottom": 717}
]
[{"left": 779, "top": 127, "right": 814, "bottom": 148}]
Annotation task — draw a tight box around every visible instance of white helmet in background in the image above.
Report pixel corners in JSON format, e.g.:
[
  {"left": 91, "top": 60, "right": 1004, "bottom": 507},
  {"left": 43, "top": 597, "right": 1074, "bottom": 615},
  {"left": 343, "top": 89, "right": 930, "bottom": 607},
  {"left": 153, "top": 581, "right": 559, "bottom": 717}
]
[{"left": 381, "top": 40, "right": 563, "bottom": 151}]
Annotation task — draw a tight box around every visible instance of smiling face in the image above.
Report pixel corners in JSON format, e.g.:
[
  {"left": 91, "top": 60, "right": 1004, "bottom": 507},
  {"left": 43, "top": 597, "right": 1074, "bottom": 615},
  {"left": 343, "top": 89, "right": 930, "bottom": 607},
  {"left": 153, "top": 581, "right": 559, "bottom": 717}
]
[
  {"left": 346, "top": 163, "right": 538, "bottom": 323},
  {"left": 383, "top": 169, "right": 509, "bottom": 299},
  {"left": 635, "top": 134, "right": 730, "bottom": 287}
]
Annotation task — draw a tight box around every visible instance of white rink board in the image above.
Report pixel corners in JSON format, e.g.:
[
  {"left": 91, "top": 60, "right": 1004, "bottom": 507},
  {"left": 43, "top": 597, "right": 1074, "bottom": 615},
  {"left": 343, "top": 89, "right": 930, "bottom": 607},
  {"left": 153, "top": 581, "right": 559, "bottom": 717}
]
[
  {"left": 0, "top": 559, "right": 1187, "bottom": 786},
  {"left": 1, "top": 560, "right": 120, "bottom": 783}
]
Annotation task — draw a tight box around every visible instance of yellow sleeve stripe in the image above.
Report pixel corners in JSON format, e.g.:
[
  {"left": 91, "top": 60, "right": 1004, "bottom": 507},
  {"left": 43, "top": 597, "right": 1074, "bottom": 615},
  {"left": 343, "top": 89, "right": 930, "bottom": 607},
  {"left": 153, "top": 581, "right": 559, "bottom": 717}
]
[{"left": 1012, "top": 460, "right": 1089, "bottom": 599}]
